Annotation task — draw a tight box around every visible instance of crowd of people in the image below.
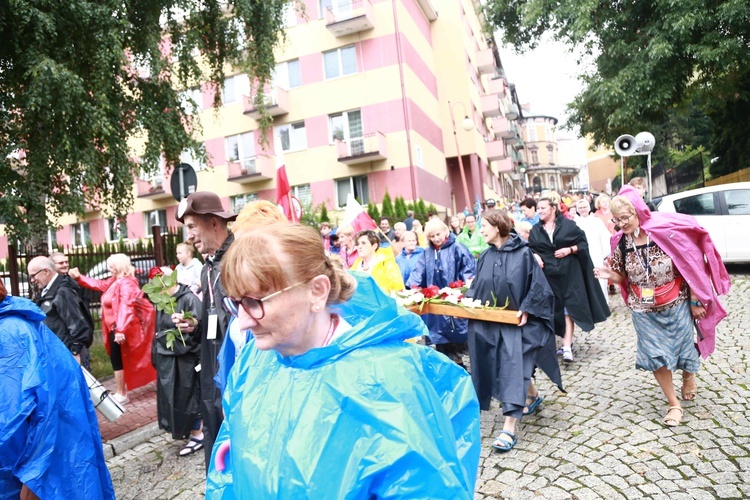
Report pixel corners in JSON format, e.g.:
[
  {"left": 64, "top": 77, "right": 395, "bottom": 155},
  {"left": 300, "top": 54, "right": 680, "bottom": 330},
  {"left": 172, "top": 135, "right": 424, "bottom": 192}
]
[{"left": 2, "top": 178, "right": 731, "bottom": 498}]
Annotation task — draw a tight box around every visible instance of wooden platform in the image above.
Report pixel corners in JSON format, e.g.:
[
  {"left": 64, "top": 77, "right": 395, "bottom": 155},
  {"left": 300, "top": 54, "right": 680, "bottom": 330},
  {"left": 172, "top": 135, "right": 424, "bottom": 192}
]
[{"left": 407, "top": 302, "right": 520, "bottom": 325}]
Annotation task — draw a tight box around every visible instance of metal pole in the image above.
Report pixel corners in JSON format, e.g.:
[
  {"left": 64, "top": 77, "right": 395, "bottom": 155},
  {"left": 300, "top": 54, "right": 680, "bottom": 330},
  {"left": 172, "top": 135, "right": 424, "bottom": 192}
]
[
  {"left": 448, "top": 101, "right": 472, "bottom": 211},
  {"left": 647, "top": 152, "right": 652, "bottom": 201}
]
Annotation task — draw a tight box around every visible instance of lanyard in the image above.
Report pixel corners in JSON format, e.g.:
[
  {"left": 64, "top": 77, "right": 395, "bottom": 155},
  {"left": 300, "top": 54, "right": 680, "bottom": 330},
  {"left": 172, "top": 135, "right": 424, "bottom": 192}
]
[
  {"left": 322, "top": 314, "right": 340, "bottom": 347},
  {"left": 630, "top": 234, "right": 650, "bottom": 279},
  {"left": 205, "top": 261, "right": 221, "bottom": 309}
]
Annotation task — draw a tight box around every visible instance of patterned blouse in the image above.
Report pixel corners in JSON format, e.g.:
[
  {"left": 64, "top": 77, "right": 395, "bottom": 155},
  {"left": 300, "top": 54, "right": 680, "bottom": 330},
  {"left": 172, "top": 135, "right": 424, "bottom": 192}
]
[{"left": 611, "top": 236, "right": 689, "bottom": 313}]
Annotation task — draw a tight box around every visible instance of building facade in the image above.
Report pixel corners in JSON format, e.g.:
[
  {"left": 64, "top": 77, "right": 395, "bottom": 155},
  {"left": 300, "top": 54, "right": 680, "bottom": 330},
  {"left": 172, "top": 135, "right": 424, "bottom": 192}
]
[
  {"left": 2, "top": 0, "right": 527, "bottom": 258},
  {"left": 518, "top": 115, "right": 579, "bottom": 194}
]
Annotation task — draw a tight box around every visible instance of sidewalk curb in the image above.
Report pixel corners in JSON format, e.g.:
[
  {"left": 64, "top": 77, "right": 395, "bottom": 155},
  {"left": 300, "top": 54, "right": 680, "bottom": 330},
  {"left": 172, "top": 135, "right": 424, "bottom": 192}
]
[{"left": 102, "top": 422, "right": 162, "bottom": 461}]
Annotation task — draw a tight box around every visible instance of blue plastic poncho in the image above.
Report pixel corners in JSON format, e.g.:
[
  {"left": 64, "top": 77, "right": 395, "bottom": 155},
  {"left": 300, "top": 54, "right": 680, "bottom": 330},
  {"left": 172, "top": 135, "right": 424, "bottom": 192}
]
[
  {"left": 0, "top": 296, "right": 115, "bottom": 499},
  {"left": 206, "top": 274, "right": 480, "bottom": 499}
]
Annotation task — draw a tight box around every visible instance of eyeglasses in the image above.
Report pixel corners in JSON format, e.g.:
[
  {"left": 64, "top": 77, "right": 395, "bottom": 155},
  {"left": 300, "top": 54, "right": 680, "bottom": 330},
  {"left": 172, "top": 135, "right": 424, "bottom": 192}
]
[
  {"left": 228, "top": 281, "right": 307, "bottom": 320},
  {"left": 611, "top": 214, "right": 635, "bottom": 225},
  {"left": 29, "top": 269, "right": 47, "bottom": 280}
]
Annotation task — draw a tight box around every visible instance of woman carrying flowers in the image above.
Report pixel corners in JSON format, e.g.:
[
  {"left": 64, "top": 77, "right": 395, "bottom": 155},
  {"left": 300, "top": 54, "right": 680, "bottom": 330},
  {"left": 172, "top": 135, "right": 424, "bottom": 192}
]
[
  {"left": 466, "top": 209, "right": 564, "bottom": 452},
  {"left": 407, "top": 219, "right": 475, "bottom": 367}
]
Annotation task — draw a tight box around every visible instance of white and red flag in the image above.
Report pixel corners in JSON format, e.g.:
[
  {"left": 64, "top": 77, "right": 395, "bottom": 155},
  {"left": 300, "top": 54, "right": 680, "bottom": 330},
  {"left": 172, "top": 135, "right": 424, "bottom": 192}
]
[
  {"left": 275, "top": 163, "right": 298, "bottom": 223},
  {"left": 342, "top": 193, "right": 378, "bottom": 233}
]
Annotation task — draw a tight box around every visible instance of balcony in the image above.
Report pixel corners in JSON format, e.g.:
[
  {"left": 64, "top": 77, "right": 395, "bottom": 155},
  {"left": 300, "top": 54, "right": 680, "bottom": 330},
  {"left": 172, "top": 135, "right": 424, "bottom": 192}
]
[
  {"left": 136, "top": 176, "right": 172, "bottom": 200},
  {"left": 486, "top": 139, "right": 508, "bottom": 162},
  {"left": 495, "top": 158, "right": 513, "bottom": 173},
  {"left": 487, "top": 77, "right": 506, "bottom": 97},
  {"left": 243, "top": 87, "right": 290, "bottom": 120},
  {"left": 227, "top": 155, "right": 275, "bottom": 184},
  {"left": 336, "top": 132, "right": 387, "bottom": 165},
  {"left": 492, "top": 116, "right": 517, "bottom": 139},
  {"left": 476, "top": 48, "right": 496, "bottom": 75},
  {"left": 480, "top": 94, "right": 501, "bottom": 118},
  {"left": 325, "top": 0, "right": 375, "bottom": 38}
]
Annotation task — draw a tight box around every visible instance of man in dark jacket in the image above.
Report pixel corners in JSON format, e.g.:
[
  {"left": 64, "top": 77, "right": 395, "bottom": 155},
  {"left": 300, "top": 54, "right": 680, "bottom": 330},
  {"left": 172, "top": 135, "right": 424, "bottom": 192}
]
[
  {"left": 175, "top": 192, "right": 237, "bottom": 470},
  {"left": 27, "top": 256, "right": 93, "bottom": 365}
]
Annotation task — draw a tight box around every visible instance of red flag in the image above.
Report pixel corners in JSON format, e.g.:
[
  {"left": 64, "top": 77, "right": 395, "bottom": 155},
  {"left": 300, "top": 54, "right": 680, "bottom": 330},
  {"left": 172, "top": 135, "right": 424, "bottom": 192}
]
[{"left": 275, "top": 164, "right": 297, "bottom": 223}]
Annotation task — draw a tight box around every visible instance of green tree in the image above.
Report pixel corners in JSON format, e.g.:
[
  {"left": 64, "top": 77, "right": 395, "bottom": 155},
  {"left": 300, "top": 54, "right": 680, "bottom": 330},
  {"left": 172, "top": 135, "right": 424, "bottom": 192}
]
[
  {"left": 0, "top": 0, "right": 293, "bottom": 244},
  {"left": 484, "top": 0, "right": 749, "bottom": 176},
  {"left": 427, "top": 203, "right": 438, "bottom": 216},
  {"left": 415, "top": 199, "right": 427, "bottom": 217},
  {"left": 394, "top": 196, "right": 407, "bottom": 219},
  {"left": 367, "top": 202, "right": 380, "bottom": 221},
  {"left": 319, "top": 204, "right": 330, "bottom": 223},
  {"left": 380, "top": 191, "right": 395, "bottom": 218}
]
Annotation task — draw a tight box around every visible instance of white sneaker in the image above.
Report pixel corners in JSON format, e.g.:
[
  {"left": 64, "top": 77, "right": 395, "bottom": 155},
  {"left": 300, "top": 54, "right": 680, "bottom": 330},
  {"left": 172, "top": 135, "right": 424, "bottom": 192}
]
[
  {"left": 112, "top": 393, "right": 130, "bottom": 405},
  {"left": 562, "top": 348, "right": 574, "bottom": 363}
]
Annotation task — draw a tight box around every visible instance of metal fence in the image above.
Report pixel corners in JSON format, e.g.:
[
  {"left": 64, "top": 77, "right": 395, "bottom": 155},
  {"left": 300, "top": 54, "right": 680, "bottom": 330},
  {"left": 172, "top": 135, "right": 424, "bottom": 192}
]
[{"left": 4, "top": 226, "right": 186, "bottom": 328}]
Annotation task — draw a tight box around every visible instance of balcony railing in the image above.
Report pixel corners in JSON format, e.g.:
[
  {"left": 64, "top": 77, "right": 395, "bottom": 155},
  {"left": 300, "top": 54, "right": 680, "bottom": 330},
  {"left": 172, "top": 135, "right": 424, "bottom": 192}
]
[
  {"left": 136, "top": 175, "right": 172, "bottom": 199},
  {"left": 243, "top": 87, "right": 290, "bottom": 120},
  {"left": 495, "top": 157, "right": 513, "bottom": 173},
  {"left": 480, "top": 94, "right": 501, "bottom": 118},
  {"left": 325, "top": 0, "right": 375, "bottom": 37},
  {"left": 476, "top": 48, "right": 496, "bottom": 75},
  {"left": 336, "top": 132, "right": 387, "bottom": 165},
  {"left": 227, "top": 155, "right": 275, "bottom": 183},
  {"left": 492, "top": 116, "right": 517, "bottom": 139},
  {"left": 486, "top": 139, "right": 508, "bottom": 162}
]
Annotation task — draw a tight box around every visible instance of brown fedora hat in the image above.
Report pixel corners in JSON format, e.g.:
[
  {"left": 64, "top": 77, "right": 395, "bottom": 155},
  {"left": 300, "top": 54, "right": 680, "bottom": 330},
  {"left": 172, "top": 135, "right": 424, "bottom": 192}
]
[{"left": 176, "top": 192, "right": 238, "bottom": 223}]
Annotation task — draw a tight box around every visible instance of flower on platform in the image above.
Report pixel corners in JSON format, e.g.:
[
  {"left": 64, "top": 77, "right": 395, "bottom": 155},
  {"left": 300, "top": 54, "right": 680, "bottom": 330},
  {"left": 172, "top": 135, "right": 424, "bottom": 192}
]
[
  {"left": 448, "top": 280, "right": 464, "bottom": 289},
  {"left": 422, "top": 285, "right": 440, "bottom": 299},
  {"left": 148, "top": 266, "right": 164, "bottom": 280}
]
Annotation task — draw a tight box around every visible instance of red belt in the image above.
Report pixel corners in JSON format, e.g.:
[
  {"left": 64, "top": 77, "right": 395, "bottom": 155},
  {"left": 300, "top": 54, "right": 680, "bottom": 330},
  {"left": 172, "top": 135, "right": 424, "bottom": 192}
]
[{"left": 630, "top": 276, "right": 683, "bottom": 306}]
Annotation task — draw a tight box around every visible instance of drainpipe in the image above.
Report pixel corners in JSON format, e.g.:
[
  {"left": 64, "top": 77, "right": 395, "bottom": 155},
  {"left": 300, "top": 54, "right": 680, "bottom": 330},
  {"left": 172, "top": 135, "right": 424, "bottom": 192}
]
[{"left": 392, "top": 0, "right": 418, "bottom": 201}]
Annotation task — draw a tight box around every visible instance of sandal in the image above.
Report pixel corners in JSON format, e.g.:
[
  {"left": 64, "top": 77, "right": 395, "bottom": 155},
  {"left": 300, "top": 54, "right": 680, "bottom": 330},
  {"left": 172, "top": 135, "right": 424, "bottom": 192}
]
[
  {"left": 179, "top": 436, "right": 204, "bottom": 457},
  {"left": 682, "top": 372, "right": 697, "bottom": 401},
  {"left": 491, "top": 430, "right": 517, "bottom": 452},
  {"left": 663, "top": 406, "right": 683, "bottom": 427},
  {"left": 523, "top": 394, "right": 543, "bottom": 416}
]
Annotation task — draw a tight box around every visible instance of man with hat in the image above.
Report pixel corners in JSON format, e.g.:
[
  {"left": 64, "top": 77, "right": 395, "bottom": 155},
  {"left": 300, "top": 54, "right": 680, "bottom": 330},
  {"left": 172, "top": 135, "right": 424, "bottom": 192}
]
[
  {"left": 174, "top": 192, "right": 237, "bottom": 470},
  {"left": 485, "top": 198, "right": 497, "bottom": 209}
]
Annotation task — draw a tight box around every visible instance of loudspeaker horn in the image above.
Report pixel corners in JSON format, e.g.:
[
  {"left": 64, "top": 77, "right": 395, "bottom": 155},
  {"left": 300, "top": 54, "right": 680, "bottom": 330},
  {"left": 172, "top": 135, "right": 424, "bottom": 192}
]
[
  {"left": 634, "top": 131, "right": 656, "bottom": 153},
  {"left": 614, "top": 134, "right": 637, "bottom": 156}
]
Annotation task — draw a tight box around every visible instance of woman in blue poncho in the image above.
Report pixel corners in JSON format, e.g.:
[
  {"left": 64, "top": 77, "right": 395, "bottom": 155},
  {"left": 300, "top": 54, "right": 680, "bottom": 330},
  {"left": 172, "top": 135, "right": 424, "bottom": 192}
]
[{"left": 206, "top": 224, "right": 480, "bottom": 499}]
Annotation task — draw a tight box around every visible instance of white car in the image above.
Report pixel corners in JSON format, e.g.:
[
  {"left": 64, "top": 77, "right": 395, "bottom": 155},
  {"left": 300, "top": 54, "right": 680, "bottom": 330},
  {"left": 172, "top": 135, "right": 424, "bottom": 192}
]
[{"left": 656, "top": 182, "right": 750, "bottom": 263}]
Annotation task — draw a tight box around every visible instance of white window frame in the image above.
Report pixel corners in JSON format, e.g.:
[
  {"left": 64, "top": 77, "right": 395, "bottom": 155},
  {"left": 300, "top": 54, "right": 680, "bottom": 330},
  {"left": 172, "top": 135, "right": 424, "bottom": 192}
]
[
  {"left": 181, "top": 146, "right": 206, "bottom": 171},
  {"left": 70, "top": 222, "right": 91, "bottom": 247},
  {"left": 144, "top": 209, "right": 168, "bottom": 236},
  {"left": 180, "top": 87, "right": 203, "bottom": 115},
  {"left": 323, "top": 45, "right": 357, "bottom": 80},
  {"left": 277, "top": 121, "right": 307, "bottom": 152},
  {"left": 105, "top": 217, "right": 128, "bottom": 242},
  {"left": 526, "top": 124, "right": 538, "bottom": 142},
  {"left": 335, "top": 175, "right": 369, "bottom": 208},
  {"left": 274, "top": 59, "right": 301, "bottom": 89},
  {"left": 293, "top": 184, "right": 312, "bottom": 207},
  {"left": 226, "top": 132, "right": 256, "bottom": 162},
  {"left": 283, "top": 2, "right": 297, "bottom": 26},
  {"left": 329, "top": 109, "right": 362, "bottom": 144},
  {"left": 222, "top": 74, "right": 250, "bottom": 105},
  {"left": 230, "top": 193, "right": 259, "bottom": 214}
]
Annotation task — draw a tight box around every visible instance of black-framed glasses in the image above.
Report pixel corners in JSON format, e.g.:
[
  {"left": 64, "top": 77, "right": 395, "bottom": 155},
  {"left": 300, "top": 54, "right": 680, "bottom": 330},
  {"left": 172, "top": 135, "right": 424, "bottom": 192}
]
[
  {"left": 228, "top": 281, "right": 306, "bottom": 320},
  {"left": 611, "top": 214, "right": 635, "bottom": 225},
  {"left": 29, "top": 268, "right": 47, "bottom": 281}
]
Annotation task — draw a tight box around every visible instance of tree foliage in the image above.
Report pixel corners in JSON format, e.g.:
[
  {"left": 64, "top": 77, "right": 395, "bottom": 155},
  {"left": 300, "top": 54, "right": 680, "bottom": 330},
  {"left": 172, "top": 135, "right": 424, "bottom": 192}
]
[
  {"left": 380, "top": 191, "right": 395, "bottom": 218},
  {"left": 0, "top": 0, "right": 291, "bottom": 242},
  {"left": 484, "top": 0, "right": 750, "bottom": 176}
]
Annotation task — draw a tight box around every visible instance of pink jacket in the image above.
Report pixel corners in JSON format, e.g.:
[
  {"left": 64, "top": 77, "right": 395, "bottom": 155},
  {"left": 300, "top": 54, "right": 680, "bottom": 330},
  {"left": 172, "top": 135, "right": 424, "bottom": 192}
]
[{"left": 610, "top": 186, "right": 731, "bottom": 358}]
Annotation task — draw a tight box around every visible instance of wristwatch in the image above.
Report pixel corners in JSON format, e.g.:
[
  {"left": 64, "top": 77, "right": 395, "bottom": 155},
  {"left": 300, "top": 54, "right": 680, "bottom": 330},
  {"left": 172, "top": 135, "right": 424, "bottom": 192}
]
[{"left": 690, "top": 300, "right": 703, "bottom": 307}]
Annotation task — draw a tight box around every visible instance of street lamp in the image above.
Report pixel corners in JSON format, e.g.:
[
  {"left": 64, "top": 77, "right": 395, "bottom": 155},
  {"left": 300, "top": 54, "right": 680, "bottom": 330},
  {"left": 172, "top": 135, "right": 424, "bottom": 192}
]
[
  {"left": 448, "top": 100, "right": 474, "bottom": 211},
  {"left": 614, "top": 131, "right": 656, "bottom": 199}
]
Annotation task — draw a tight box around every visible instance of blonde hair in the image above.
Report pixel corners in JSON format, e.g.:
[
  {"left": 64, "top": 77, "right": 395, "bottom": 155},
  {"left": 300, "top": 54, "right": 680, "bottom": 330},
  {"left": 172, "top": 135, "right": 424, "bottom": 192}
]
[
  {"left": 423, "top": 219, "right": 448, "bottom": 238},
  {"left": 107, "top": 253, "right": 135, "bottom": 278},
  {"left": 337, "top": 224, "right": 355, "bottom": 237},
  {"left": 610, "top": 196, "right": 636, "bottom": 217},
  {"left": 595, "top": 194, "right": 611, "bottom": 209},
  {"left": 233, "top": 200, "right": 288, "bottom": 235},
  {"left": 176, "top": 242, "right": 195, "bottom": 254},
  {"left": 222, "top": 224, "right": 357, "bottom": 305}
]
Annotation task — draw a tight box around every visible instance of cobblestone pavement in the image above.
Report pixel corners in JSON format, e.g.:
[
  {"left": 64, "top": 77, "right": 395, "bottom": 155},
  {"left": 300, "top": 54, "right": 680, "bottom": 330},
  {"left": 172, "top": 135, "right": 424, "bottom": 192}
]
[{"left": 108, "top": 265, "right": 750, "bottom": 499}]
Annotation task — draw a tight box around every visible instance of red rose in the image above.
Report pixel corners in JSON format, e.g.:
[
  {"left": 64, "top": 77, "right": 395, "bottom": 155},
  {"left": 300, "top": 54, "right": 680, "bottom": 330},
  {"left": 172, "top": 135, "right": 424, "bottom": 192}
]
[
  {"left": 422, "top": 285, "right": 440, "bottom": 299},
  {"left": 449, "top": 280, "right": 464, "bottom": 288},
  {"left": 148, "top": 266, "right": 163, "bottom": 279}
]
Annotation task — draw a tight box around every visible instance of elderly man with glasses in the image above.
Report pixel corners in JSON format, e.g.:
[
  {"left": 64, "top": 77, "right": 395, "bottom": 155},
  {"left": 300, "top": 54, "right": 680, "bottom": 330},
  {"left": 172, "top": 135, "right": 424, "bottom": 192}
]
[{"left": 27, "top": 256, "right": 94, "bottom": 365}]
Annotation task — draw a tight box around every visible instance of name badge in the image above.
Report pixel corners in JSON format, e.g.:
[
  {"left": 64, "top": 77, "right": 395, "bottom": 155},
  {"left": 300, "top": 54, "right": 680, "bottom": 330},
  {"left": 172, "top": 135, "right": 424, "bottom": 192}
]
[
  {"left": 641, "top": 285, "right": 655, "bottom": 305},
  {"left": 207, "top": 308, "right": 218, "bottom": 340}
]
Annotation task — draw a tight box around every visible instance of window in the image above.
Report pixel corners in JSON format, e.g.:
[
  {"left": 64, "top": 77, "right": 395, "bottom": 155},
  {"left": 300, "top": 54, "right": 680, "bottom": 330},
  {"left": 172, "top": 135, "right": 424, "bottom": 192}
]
[
  {"left": 139, "top": 166, "right": 164, "bottom": 188},
  {"left": 277, "top": 122, "right": 307, "bottom": 152},
  {"left": 47, "top": 228, "right": 57, "bottom": 251},
  {"left": 106, "top": 217, "right": 128, "bottom": 242},
  {"left": 283, "top": 1, "right": 297, "bottom": 26},
  {"left": 223, "top": 74, "right": 250, "bottom": 105},
  {"left": 530, "top": 148, "right": 539, "bottom": 164},
  {"left": 180, "top": 87, "right": 202, "bottom": 114},
  {"left": 274, "top": 59, "right": 301, "bottom": 89},
  {"left": 724, "top": 190, "right": 750, "bottom": 215},
  {"left": 526, "top": 124, "right": 538, "bottom": 142},
  {"left": 293, "top": 184, "right": 312, "bottom": 206},
  {"left": 230, "top": 193, "right": 259, "bottom": 213},
  {"left": 674, "top": 193, "right": 716, "bottom": 216},
  {"left": 181, "top": 147, "right": 206, "bottom": 171},
  {"left": 144, "top": 209, "right": 168, "bottom": 235},
  {"left": 70, "top": 222, "right": 91, "bottom": 247},
  {"left": 319, "top": 0, "right": 354, "bottom": 19},
  {"left": 336, "top": 175, "right": 369, "bottom": 207},
  {"left": 227, "top": 132, "right": 256, "bottom": 163},
  {"left": 323, "top": 46, "right": 357, "bottom": 79},
  {"left": 329, "top": 110, "right": 363, "bottom": 154},
  {"left": 547, "top": 145, "right": 555, "bottom": 164}
]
